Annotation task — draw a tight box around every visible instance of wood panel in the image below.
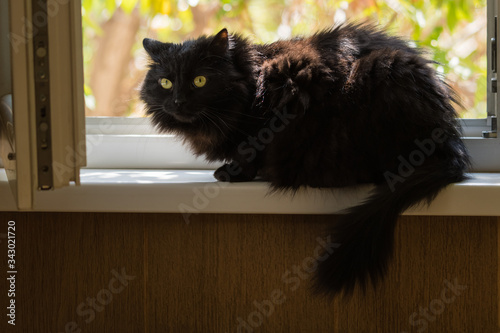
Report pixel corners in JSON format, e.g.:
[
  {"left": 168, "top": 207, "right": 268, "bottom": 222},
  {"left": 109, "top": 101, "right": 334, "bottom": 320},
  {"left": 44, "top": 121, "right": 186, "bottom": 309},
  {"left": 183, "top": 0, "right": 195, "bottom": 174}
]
[
  {"left": 337, "top": 216, "right": 498, "bottom": 333},
  {"left": 0, "top": 212, "right": 497, "bottom": 332},
  {"left": 0, "top": 212, "right": 145, "bottom": 333},
  {"left": 145, "top": 214, "right": 338, "bottom": 332},
  {"left": 146, "top": 214, "right": 498, "bottom": 333}
]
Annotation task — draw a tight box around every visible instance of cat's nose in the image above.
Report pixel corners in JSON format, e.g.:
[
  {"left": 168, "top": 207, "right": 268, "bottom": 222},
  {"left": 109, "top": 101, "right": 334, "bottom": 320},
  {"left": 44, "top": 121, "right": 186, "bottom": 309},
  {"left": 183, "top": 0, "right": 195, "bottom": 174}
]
[{"left": 174, "top": 98, "right": 186, "bottom": 105}]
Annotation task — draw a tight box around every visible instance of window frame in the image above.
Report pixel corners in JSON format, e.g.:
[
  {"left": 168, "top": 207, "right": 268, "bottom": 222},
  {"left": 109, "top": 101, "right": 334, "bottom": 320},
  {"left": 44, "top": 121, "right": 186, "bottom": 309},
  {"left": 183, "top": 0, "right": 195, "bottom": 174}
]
[
  {"left": 84, "top": 117, "right": 500, "bottom": 172},
  {"left": 83, "top": 0, "right": 500, "bottom": 173}
]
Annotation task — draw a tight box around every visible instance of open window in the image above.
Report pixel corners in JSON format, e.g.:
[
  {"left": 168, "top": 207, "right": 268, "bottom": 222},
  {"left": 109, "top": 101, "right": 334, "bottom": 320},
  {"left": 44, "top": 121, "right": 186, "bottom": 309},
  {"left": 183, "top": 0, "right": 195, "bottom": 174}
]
[
  {"left": 82, "top": 0, "right": 500, "bottom": 170},
  {"left": 0, "top": 0, "right": 85, "bottom": 209},
  {"left": 463, "top": 0, "right": 500, "bottom": 171}
]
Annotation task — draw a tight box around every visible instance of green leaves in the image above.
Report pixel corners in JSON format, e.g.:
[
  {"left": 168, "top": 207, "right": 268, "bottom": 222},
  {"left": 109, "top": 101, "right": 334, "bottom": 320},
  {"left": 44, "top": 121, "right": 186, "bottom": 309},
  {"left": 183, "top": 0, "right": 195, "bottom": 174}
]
[
  {"left": 81, "top": 0, "right": 487, "bottom": 118},
  {"left": 82, "top": 0, "right": 93, "bottom": 13},
  {"left": 121, "top": 0, "right": 139, "bottom": 14},
  {"left": 105, "top": 0, "right": 117, "bottom": 15}
]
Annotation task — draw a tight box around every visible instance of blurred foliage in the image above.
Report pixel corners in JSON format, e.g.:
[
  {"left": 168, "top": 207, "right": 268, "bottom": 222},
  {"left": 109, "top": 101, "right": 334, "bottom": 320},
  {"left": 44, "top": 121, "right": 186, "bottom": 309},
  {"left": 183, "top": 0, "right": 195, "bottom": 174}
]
[{"left": 82, "top": 0, "right": 487, "bottom": 118}]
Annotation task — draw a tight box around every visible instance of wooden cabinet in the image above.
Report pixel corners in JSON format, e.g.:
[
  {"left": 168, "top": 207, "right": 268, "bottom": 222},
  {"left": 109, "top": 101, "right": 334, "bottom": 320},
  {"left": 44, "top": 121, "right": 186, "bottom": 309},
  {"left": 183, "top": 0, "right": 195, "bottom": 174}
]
[{"left": 0, "top": 213, "right": 497, "bottom": 332}]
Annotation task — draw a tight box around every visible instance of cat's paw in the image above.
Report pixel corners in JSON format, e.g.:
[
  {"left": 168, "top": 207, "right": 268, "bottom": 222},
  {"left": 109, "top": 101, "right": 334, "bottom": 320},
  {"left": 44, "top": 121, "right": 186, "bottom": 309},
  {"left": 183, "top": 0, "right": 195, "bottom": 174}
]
[{"left": 214, "top": 162, "right": 257, "bottom": 182}]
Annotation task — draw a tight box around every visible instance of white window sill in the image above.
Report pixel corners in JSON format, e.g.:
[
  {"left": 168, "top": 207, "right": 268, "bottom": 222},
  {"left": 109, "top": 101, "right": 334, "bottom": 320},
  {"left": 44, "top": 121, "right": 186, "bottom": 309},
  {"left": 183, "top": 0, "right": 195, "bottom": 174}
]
[{"left": 0, "top": 169, "right": 499, "bottom": 216}]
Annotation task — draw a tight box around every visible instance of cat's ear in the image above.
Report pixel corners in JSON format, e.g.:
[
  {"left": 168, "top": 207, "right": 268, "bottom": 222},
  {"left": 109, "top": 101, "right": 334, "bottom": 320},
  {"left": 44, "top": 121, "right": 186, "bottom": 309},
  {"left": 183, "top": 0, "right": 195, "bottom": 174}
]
[
  {"left": 209, "top": 28, "right": 230, "bottom": 56},
  {"left": 143, "top": 38, "right": 168, "bottom": 59}
]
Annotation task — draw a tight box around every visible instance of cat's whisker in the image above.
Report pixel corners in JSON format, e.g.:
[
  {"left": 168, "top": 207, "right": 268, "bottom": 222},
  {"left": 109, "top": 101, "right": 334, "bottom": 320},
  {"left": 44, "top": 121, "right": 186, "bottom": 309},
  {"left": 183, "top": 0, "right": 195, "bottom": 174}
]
[
  {"left": 202, "top": 109, "right": 254, "bottom": 138},
  {"left": 204, "top": 106, "right": 265, "bottom": 120},
  {"left": 199, "top": 111, "right": 231, "bottom": 141},
  {"left": 208, "top": 113, "right": 262, "bottom": 129},
  {"left": 216, "top": 94, "right": 251, "bottom": 105},
  {"left": 146, "top": 106, "right": 164, "bottom": 112},
  {"left": 197, "top": 112, "right": 211, "bottom": 133},
  {"left": 203, "top": 112, "right": 252, "bottom": 143},
  {"left": 207, "top": 113, "right": 234, "bottom": 132}
]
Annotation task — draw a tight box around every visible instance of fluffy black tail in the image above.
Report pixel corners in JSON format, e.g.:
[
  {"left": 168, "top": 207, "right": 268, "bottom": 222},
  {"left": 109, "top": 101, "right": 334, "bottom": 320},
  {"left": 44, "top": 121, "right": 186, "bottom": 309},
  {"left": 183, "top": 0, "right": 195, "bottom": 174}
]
[{"left": 313, "top": 150, "right": 469, "bottom": 298}]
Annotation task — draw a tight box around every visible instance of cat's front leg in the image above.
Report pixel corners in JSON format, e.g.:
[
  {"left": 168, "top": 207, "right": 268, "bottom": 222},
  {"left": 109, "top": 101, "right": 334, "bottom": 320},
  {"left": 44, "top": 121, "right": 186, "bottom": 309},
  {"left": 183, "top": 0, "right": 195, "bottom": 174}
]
[{"left": 214, "top": 161, "right": 258, "bottom": 182}]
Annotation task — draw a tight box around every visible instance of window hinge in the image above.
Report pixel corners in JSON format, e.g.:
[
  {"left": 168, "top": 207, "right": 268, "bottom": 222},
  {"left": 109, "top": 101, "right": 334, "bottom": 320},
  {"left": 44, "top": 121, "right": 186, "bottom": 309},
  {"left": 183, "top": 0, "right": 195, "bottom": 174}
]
[
  {"left": 482, "top": 116, "right": 498, "bottom": 138},
  {"left": 492, "top": 16, "right": 498, "bottom": 92},
  {"left": 33, "top": 0, "right": 53, "bottom": 190}
]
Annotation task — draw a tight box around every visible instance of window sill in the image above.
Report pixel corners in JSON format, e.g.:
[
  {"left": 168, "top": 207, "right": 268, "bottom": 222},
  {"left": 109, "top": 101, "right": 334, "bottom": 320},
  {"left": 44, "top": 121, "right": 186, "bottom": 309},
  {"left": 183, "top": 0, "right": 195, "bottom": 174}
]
[{"left": 0, "top": 169, "right": 499, "bottom": 216}]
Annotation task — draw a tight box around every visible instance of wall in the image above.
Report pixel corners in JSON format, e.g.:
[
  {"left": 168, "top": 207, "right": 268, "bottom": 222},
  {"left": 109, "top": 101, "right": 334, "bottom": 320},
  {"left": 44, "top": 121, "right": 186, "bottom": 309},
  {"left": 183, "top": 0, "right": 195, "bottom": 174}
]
[{"left": 0, "top": 213, "right": 497, "bottom": 332}]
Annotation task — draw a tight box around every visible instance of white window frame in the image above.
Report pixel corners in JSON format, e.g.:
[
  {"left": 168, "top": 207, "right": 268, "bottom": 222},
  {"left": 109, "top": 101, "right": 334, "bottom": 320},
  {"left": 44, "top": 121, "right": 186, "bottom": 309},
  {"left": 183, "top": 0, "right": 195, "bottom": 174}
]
[
  {"left": 84, "top": 117, "right": 216, "bottom": 169},
  {"left": 84, "top": 118, "right": 500, "bottom": 172},
  {"left": 1, "top": 0, "right": 85, "bottom": 209}
]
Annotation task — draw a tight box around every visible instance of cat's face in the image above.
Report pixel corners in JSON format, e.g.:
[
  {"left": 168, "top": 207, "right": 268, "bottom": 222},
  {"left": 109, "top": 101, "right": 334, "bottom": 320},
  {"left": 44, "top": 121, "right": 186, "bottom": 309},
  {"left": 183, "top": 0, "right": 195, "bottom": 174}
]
[{"left": 141, "top": 29, "right": 243, "bottom": 133}]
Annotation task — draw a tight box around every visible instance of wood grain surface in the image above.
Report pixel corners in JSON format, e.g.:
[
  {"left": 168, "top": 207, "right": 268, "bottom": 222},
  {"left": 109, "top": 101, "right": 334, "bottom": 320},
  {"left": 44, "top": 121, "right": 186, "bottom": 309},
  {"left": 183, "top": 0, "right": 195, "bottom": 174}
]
[{"left": 0, "top": 213, "right": 497, "bottom": 332}]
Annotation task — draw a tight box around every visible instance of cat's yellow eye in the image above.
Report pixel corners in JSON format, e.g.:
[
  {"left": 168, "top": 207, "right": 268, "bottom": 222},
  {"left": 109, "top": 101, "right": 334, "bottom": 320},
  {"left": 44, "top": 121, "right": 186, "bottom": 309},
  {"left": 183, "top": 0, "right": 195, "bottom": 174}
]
[
  {"left": 159, "top": 78, "right": 173, "bottom": 90},
  {"left": 193, "top": 76, "right": 207, "bottom": 88}
]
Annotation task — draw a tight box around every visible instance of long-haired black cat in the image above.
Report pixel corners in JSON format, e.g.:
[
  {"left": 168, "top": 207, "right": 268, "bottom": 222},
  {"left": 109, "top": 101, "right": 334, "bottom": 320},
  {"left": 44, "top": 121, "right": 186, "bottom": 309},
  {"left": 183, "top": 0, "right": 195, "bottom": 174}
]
[{"left": 140, "top": 24, "right": 470, "bottom": 298}]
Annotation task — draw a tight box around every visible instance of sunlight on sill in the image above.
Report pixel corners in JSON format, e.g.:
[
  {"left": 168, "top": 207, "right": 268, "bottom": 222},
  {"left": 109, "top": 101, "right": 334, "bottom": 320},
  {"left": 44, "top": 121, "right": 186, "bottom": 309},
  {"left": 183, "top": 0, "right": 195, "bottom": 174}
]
[
  {"left": 459, "top": 173, "right": 500, "bottom": 186},
  {"left": 78, "top": 169, "right": 500, "bottom": 187},
  {"left": 80, "top": 169, "right": 214, "bottom": 184}
]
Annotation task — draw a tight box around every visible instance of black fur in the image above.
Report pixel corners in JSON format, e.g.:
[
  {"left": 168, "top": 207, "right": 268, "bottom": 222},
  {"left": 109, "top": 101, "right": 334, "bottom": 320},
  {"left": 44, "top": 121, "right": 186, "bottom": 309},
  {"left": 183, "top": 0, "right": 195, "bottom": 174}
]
[{"left": 140, "top": 23, "right": 470, "bottom": 297}]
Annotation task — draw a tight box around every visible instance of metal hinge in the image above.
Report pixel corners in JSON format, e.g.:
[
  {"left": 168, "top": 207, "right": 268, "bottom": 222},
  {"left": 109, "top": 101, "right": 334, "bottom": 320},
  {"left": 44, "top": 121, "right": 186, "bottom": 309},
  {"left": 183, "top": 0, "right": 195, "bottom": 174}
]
[
  {"left": 492, "top": 16, "right": 497, "bottom": 91},
  {"left": 483, "top": 116, "right": 498, "bottom": 138},
  {"left": 485, "top": 14, "right": 499, "bottom": 138},
  {"left": 33, "top": 0, "right": 53, "bottom": 190}
]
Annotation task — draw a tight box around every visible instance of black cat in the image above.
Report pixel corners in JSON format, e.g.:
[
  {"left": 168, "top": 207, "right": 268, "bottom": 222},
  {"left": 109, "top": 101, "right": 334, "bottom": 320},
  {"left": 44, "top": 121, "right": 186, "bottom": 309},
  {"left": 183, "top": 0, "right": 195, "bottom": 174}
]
[{"left": 140, "top": 24, "right": 470, "bottom": 297}]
